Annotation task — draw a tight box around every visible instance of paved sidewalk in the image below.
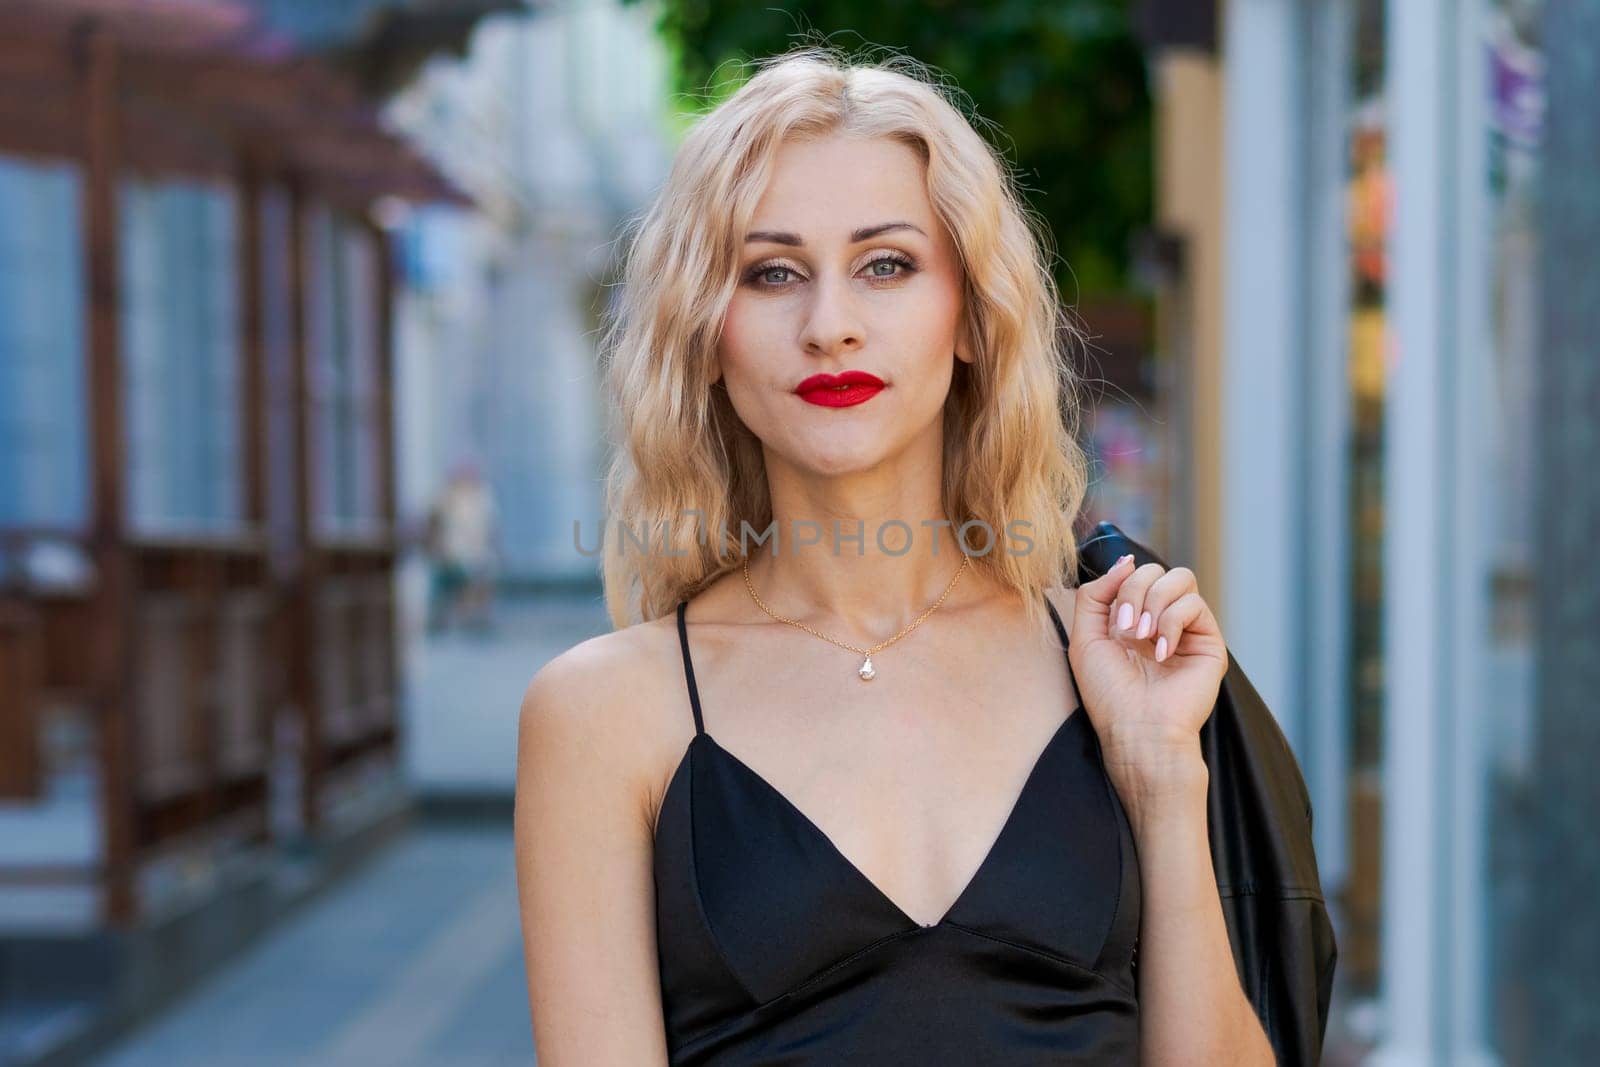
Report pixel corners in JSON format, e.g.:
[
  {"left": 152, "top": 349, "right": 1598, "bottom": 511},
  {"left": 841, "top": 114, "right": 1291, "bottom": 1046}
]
[{"left": 90, "top": 825, "right": 531, "bottom": 1067}]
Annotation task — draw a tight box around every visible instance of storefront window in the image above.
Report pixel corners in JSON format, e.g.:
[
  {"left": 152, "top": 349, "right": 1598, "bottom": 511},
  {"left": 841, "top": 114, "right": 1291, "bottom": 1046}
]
[
  {"left": 1341, "top": 0, "right": 1388, "bottom": 999},
  {"left": 1481, "top": 1, "right": 1543, "bottom": 1060}
]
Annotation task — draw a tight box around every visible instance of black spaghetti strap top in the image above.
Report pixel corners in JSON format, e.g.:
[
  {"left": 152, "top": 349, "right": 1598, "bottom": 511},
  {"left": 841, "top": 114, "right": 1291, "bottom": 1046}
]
[{"left": 654, "top": 596, "right": 1141, "bottom": 1065}]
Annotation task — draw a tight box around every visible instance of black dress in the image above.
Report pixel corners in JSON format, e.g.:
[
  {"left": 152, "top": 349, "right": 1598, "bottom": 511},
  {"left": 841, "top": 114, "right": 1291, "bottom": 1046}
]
[{"left": 653, "top": 597, "right": 1142, "bottom": 1065}]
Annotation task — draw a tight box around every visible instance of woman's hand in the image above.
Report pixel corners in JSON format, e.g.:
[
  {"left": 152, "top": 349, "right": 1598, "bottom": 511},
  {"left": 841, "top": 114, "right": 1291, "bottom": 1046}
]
[{"left": 1068, "top": 553, "right": 1228, "bottom": 821}]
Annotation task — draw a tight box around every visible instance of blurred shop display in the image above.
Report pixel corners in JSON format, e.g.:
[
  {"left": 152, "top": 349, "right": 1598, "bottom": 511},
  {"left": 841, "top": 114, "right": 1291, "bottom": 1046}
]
[
  {"left": 1072, "top": 297, "right": 1172, "bottom": 556},
  {"left": 1341, "top": 4, "right": 1388, "bottom": 996},
  {"left": 1138, "top": 0, "right": 1598, "bottom": 1063}
]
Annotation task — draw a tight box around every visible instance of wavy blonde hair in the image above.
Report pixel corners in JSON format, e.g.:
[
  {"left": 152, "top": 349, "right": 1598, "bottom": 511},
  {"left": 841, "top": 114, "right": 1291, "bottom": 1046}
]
[{"left": 598, "top": 46, "right": 1090, "bottom": 633}]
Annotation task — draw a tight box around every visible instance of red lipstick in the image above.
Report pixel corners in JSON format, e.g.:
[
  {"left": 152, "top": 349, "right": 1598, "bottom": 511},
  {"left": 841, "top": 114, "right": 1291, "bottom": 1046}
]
[{"left": 795, "top": 370, "right": 886, "bottom": 408}]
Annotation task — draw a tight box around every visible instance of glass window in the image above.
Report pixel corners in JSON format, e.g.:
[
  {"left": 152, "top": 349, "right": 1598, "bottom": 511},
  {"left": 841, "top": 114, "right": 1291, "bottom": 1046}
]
[
  {"left": 0, "top": 157, "right": 88, "bottom": 529},
  {"left": 120, "top": 176, "right": 243, "bottom": 535},
  {"left": 307, "top": 205, "right": 382, "bottom": 536}
]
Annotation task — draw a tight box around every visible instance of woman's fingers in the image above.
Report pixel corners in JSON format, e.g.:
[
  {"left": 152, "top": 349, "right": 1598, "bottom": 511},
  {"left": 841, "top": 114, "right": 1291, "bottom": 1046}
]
[
  {"left": 1078, "top": 555, "right": 1217, "bottom": 666},
  {"left": 1111, "top": 563, "right": 1185, "bottom": 638},
  {"left": 1110, "top": 563, "right": 1157, "bottom": 636},
  {"left": 1152, "top": 591, "right": 1207, "bottom": 662},
  {"left": 1108, "top": 564, "right": 1211, "bottom": 662},
  {"left": 1072, "top": 553, "right": 1138, "bottom": 642},
  {"left": 1128, "top": 566, "right": 1196, "bottom": 638}
]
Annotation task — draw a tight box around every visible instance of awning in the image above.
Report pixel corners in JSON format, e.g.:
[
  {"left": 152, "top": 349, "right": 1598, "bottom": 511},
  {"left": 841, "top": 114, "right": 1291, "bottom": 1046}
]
[{"left": 0, "top": 0, "right": 476, "bottom": 208}]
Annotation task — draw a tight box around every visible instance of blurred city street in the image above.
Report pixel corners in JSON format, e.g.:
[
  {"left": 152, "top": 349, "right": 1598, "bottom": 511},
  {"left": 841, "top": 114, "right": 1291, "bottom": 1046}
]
[
  {"left": 90, "top": 826, "right": 528, "bottom": 1067},
  {"left": 86, "top": 590, "right": 610, "bottom": 1067}
]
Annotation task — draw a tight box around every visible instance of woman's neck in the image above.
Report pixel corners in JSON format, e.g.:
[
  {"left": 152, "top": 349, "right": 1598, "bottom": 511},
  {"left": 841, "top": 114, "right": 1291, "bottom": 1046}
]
[{"left": 746, "top": 475, "right": 980, "bottom": 640}]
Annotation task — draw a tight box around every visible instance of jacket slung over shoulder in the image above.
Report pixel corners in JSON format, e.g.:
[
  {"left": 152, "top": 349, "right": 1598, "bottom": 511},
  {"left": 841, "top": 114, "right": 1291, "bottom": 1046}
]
[{"left": 1077, "top": 522, "right": 1339, "bottom": 1067}]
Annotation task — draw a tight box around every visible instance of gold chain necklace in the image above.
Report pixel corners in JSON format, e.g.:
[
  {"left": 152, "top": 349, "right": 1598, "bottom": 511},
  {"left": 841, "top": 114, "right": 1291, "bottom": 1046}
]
[{"left": 741, "top": 552, "right": 970, "bottom": 681}]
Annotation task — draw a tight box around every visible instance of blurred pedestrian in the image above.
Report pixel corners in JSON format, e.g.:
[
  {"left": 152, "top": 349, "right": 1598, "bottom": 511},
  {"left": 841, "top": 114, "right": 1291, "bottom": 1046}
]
[{"left": 424, "top": 458, "right": 501, "bottom": 634}]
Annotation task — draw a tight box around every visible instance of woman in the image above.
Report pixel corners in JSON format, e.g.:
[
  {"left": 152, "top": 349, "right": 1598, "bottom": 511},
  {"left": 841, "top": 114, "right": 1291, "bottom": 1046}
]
[{"left": 515, "top": 48, "right": 1276, "bottom": 1065}]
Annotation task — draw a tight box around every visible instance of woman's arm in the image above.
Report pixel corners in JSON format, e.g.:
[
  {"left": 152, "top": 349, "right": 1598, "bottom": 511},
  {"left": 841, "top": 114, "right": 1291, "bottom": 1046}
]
[
  {"left": 1122, "top": 749, "right": 1276, "bottom": 1067},
  {"left": 1063, "top": 556, "right": 1276, "bottom": 1065},
  {"left": 514, "top": 640, "right": 672, "bottom": 1066}
]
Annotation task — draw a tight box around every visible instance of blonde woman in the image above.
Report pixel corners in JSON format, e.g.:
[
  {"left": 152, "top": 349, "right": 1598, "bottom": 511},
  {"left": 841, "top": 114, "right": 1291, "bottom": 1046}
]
[{"left": 515, "top": 48, "right": 1274, "bottom": 1065}]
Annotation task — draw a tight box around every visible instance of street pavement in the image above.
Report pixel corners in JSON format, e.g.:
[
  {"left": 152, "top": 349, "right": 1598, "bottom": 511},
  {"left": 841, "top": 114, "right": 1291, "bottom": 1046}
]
[{"left": 91, "top": 826, "right": 530, "bottom": 1067}]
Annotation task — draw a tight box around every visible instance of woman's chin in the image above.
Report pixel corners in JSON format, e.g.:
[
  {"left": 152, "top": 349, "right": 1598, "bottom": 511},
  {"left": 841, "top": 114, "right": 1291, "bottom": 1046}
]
[{"left": 793, "top": 446, "right": 893, "bottom": 479}]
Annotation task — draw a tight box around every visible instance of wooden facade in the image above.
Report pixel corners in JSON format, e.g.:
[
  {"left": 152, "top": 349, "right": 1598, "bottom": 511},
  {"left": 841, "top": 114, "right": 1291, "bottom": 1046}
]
[{"left": 0, "top": 2, "right": 469, "bottom": 925}]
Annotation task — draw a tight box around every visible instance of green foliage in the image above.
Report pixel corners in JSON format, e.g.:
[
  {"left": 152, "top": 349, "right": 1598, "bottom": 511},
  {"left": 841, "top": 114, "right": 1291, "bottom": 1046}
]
[{"left": 623, "top": 0, "right": 1152, "bottom": 298}]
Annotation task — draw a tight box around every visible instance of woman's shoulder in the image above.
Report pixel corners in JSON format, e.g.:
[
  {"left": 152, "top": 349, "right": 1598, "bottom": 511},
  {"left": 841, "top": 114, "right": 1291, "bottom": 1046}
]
[
  {"left": 522, "top": 607, "right": 677, "bottom": 701},
  {"left": 516, "top": 607, "right": 696, "bottom": 823}
]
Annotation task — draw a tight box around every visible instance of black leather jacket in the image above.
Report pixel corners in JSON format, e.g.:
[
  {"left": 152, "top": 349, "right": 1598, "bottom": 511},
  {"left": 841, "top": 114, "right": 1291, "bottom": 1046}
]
[{"left": 1078, "top": 522, "right": 1338, "bottom": 1067}]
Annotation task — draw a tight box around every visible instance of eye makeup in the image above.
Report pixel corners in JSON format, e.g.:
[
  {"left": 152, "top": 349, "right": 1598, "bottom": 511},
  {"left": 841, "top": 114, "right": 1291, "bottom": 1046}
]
[{"left": 740, "top": 250, "right": 919, "bottom": 290}]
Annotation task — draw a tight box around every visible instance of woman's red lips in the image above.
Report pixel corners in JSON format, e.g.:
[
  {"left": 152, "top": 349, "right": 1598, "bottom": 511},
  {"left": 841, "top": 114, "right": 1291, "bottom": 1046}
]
[{"left": 795, "top": 370, "right": 886, "bottom": 408}]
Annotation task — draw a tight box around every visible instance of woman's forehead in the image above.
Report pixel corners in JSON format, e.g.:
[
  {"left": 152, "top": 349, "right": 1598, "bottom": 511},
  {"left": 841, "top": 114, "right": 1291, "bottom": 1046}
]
[{"left": 749, "top": 134, "right": 935, "bottom": 240}]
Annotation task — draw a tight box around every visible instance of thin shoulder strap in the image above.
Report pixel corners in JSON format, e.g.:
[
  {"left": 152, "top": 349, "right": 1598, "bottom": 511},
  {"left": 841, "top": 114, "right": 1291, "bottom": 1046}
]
[
  {"left": 675, "top": 600, "right": 706, "bottom": 736},
  {"left": 1044, "top": 593, "right": 1071, "bottom": 647},
  {"left": 1043, "top": 594, "right": 1085, "bottom": 709}
]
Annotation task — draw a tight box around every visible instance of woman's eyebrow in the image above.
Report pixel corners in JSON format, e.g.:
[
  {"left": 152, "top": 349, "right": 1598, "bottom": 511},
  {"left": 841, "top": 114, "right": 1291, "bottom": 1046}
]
[
  {"left": 851, "top": 221, "right": 926, "bottom": 241},
  {"left": 743, "top": 221, "right": 927, "bottom": 246}
]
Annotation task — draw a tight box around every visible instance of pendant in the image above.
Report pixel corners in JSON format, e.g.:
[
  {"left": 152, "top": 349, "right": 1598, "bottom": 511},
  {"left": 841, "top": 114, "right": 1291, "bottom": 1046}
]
[{"left": 858, "top": 655, "right": 876, "bottom": 681}]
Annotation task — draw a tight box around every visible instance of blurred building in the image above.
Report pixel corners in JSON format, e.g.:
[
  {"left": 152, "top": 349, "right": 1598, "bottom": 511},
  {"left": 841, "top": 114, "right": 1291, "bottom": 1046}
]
[
  {"left": 383, "top": 0, "right": 673, "bottom": 590},
  {"left": 0, "top": 1, "right": 514, "bottom": 1060},
  {"left": 1138, "top": 0, "right": 1590, "bottom": 1063},
  {"left": 363, "top": 1, "right": 672, "bottom": 797}
]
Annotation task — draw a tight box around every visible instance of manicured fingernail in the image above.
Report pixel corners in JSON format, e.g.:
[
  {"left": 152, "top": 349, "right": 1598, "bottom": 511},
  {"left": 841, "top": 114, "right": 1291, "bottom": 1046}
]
[
  {"left": 1118, "top": 553, "right": 1135, "bottom": 568},
  {"left": 1117, "top": 601, "right": 1133, "bottom": 631},
  {"left": 1156, "top": 635, "right": 1169, "bottom": 661},
  {"left": 1137, "top": 611, "right": 1152, "bottom": 639}
]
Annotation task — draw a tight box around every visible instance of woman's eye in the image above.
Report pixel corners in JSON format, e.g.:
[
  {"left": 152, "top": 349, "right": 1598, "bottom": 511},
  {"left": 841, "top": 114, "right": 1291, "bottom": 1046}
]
[
  {"left": 863, "top": 255, "right": 913, "bottom": 280},
  {"left": 747, "top": 264, "right": 798, "bottom": 286}
]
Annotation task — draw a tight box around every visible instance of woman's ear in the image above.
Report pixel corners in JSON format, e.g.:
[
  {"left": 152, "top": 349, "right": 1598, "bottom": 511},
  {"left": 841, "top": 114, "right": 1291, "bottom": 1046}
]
[{"left": 954, "top": 316, "right": 977, "bottom": 365}]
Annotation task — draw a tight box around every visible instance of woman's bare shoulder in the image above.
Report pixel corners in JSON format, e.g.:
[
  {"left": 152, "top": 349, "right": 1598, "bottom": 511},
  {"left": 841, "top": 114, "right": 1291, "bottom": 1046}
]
[
  {"left": 521, "top": 612, "right": 678, "bottom": 708},
  {"left": 516, "top": 612, "right": 691, "bottom": 813},
  {"left": 521, "top": 611, "right": 685, "bottom": 735}
]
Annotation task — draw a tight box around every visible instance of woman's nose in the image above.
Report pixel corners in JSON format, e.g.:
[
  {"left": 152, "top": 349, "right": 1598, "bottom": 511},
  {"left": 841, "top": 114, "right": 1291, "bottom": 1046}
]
[{"left": 798, "top": 271, "right": 865, "bottom": 357}]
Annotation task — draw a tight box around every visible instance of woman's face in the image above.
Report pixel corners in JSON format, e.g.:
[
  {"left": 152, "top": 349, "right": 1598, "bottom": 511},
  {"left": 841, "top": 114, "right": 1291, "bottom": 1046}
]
[{"left": 716, "top": 132, "right": 969, "bottom": 478}]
